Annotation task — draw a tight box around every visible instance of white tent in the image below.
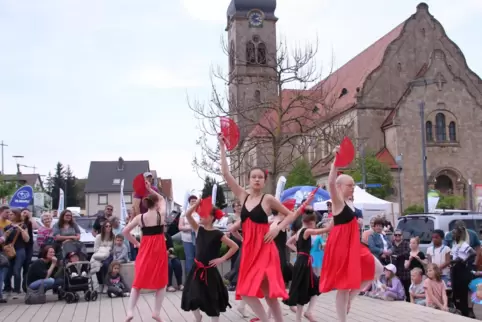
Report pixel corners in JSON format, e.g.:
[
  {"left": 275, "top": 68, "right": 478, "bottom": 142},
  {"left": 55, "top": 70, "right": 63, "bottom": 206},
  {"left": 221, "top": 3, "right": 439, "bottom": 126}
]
[{"left": 313, "top": 186, "right": 399, "bottom": 227}]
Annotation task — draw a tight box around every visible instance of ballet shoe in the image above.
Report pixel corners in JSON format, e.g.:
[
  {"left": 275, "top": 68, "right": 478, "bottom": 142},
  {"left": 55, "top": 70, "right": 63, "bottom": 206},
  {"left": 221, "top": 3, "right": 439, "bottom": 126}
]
[
  {"left": 151, "top": 313, "right": 162, "bottom": 322},
  {"left": 304, "top": 312, "right": 316, "bottom": 322}
]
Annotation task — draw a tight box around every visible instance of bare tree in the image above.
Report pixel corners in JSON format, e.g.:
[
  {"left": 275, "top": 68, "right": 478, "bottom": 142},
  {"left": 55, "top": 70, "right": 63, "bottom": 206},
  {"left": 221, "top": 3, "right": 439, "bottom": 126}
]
[{"left": 190, "top": 37, "right": 353, "bottom": 193}]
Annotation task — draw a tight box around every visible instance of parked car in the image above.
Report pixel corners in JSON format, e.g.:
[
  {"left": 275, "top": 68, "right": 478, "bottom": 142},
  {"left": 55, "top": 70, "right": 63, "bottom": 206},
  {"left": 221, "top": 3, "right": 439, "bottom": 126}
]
[{"left": 32, "top": 217, "right": 96, "bottom": 258}]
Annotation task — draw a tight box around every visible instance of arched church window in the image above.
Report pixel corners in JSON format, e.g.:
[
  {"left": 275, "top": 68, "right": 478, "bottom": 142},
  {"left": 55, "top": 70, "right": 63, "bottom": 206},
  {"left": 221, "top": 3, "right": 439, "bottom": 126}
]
[
  {"left": 246, "top": 41, "right": 256, "bottom": 64},
  {"left": 425, "top": 121, "right": 433, "bottom": 141},
  {"left": 435, "top": 113, "right": 446, "bottom": 141},
  {"left": 257, "top": 42, "right": 267, "bottom": 64},
  {"left": 229, "top": 41, "right": 235, "bottom": 72},
  {"left": 449, "top": 121, "right": 456, "bottom": 141}
]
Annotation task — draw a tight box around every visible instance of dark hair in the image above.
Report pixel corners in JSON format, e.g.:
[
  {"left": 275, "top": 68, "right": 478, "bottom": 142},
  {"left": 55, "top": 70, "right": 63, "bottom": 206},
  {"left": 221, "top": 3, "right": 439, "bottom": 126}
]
[
  {"left": 302, "top": 213, "right": 316, "bottom": 223},
  {"left": 373, "top": 218, "right": 385, "bottom": 227},
  {"left": 58, "top": 209, "right": 75, "bottom": 228},
  {"left": 10, "top": 208, "right": 22, "bottom": 223},
  {"left": 248, "top": 167, "right": 267, "bottom": 179},
  {"left": 188, "top": 195, "right": 198, "bottom": 203},
  {"left": 0, "top": 205, "right": 9, "bottom": 213},
  {"left": 143, "top": 194, "right": 160, "bottom": 210},
  {"left": 39, "top": 245, "right": 54, "bottom": 259},
  {"left": 115, "top": 234, "right": 124, "bottom": 241},
  {"left": 108, "top": 260, "right": 122, "bottom": 273},
  {"left": 433, "top": 229, "right": 444, "bottom": 239},
  {"left": 101, "top": 221, "right": 115, "bottom": 242},
  {"left": 21, "top": 208, "right": 31, "bottom": 225}
]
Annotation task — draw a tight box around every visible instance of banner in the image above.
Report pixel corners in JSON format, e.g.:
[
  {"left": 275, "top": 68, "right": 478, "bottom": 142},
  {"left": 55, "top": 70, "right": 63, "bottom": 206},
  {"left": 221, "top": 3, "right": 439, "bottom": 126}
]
[
  {"left": 58, "top": 188, "right": 65, "bottom": 213},
  {"left": 475, "top": 184, "right": 482, "bottom": 212},
  {"left": 427, "top": 189, "right": 440, "bottom": 212},
  {"left": 275, "top": 176, "right": 286, "bottom": 200},
  {"left": 120, "top": 179, "right": 128, "bottom": 221},
  {"left": 9, "top": 185, "right": 34, "bottom": 208}
]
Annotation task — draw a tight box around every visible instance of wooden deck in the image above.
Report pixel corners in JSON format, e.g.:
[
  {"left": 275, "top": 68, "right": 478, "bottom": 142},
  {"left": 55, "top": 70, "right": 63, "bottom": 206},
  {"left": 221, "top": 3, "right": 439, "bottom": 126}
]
[{"left": 0, "top": 291, "right": 475, "bottom": 322}]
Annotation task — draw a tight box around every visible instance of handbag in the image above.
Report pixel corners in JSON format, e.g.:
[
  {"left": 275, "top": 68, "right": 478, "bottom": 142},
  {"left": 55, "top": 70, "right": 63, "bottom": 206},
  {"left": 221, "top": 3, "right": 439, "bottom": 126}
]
[
  {"left": 25, "top": 281, "right": 46, "bottom": 305},
  {"left": 4, "top": 228, "right": 21, "bottom": 259},
  {"left": 0, "top": 252, "right": 9, "bottom": 268}
]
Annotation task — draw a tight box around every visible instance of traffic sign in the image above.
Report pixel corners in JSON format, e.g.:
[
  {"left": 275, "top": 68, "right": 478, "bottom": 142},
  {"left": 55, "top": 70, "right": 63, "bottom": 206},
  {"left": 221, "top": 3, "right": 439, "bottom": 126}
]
[{"left": 366, "top": 183, "right": 382, "bottom": 188}]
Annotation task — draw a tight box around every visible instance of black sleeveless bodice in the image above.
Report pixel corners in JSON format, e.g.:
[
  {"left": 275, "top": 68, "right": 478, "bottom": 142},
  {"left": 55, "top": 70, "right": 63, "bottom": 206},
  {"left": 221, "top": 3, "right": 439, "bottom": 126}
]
[
  {"left": 296, "top": 228, "right": 312, "bottom": 253},
  {"left": 140, "top": 211, "right": 164, "bottom": 236},
  {"left": 241, "top": 194, "right": 268, "bottom": 224},
  {"left": 333, "top": 203, "right": 356, "bottom": 226},
  {"left": 194, "top": 227, "right": 224, "bottom": 265}
]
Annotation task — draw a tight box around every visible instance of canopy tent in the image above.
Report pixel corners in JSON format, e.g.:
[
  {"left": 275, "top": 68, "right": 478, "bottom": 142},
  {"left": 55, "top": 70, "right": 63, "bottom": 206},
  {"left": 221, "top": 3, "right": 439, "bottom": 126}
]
[{"left": 313, "top": 186, "right": 399, "bottom": 226}]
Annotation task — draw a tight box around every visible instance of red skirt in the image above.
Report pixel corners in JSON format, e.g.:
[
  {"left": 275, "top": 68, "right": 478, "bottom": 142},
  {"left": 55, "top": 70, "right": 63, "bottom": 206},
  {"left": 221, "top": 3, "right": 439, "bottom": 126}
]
[
  {"left": 132, "top": 233, "right": 168, "bottom": 289},
  {"left": 319, "top": 217, "right": 375, "bottom": 292},
  {"left": 235, "top": 219, "right": 288, "bottom": 300}
]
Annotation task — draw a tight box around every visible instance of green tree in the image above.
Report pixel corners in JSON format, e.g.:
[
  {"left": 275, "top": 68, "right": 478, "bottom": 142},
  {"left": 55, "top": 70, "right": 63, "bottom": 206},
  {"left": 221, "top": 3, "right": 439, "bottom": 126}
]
[
  {"left": 285, "top": 158, "right": 317, "bottom": 189},
  {"left": 437, "top": 194, "right": 464, "bottom": 210},
  {"left": 65, "top": 166, "right": 79, "bottom": 207},
  {"left": 403, "top": 204, "right": 424, "bottom": 216},
  {"left": 201, "top": 176, "right": 227, "bottom": 209},
  {"left": 47, "top": 162, "right": 66, "bottom": 209},
  {"left": 346, "top": 152, "right": 393, "bottom": 199},
  {"left": 0, "top": 176, "right": 17, "bottom": 202}
]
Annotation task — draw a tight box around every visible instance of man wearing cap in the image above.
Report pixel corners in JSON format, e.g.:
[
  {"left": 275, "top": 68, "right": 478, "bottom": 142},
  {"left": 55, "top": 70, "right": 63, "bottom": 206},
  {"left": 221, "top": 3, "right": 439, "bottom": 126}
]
[{"left": 132, "top": 172, "right": 159, "bottom": 217}]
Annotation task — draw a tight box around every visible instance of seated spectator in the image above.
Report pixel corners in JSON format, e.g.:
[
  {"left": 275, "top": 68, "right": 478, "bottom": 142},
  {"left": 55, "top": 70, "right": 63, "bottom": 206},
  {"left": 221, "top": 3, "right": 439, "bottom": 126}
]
[
  {"left": 424, "top": 263, "right": 453, "bottom": 312},
  {"left": 26, "top": 246, "right": 57, "bottom": 292},
  {"left": 368, "top": 218, "right": 393, "bottom": 265},
  {"left": 105, "top": 261, "right": 130, "bottom": 298},
  {"left": 368, "top": 264, "right": 405, "bottom": 301},
  {"left": 112, "top": 234, "right": 129, "bottom": 263},
  {"left": 165, "top": 228, "right": 183, "bottom": 292},
  {"left": 409, "top": 267, "right": 426, "bottom": 305}
]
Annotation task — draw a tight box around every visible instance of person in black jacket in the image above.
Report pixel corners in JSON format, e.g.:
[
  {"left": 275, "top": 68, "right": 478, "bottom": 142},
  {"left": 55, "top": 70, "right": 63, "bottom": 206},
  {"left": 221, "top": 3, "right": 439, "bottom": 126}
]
[{"left": 26, "top": 246, "right": 57, "bottom": 292}]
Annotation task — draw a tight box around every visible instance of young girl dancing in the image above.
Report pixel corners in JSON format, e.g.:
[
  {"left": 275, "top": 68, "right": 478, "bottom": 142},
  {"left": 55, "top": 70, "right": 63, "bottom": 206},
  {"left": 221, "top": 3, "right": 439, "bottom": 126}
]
[
  {"left": 181, "top": 196, "right": 239, "bottom": 322},
  {"left": 122, "top": 183, "right": 168, "bottom": 322},
  {"left": 284, "top": 212, "right": 321, "bottom": 322},
  {"left": 219, "top": 134, "right": 307, "bottom": 322},
  {"left": 319, "top": 146, "right": 384, "bottom": 322}
]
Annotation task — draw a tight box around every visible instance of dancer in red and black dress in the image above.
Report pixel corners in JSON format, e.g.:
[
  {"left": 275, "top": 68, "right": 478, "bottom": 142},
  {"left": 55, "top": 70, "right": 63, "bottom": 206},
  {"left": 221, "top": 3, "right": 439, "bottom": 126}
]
[
  {"left": 284, "top": 213, "right": 321, "bottom": 322},
  {"left": 181, "top": 197, "right": 239, "bottom": 322},
  {"left": 122, "top": 183, "right": 168, "bottom": 322},
  {"left": 219, "top": 134, "right": 306, "bottom": 322},
  {"left": 319, "top": 147, "right": 384, "bottom": 322}
]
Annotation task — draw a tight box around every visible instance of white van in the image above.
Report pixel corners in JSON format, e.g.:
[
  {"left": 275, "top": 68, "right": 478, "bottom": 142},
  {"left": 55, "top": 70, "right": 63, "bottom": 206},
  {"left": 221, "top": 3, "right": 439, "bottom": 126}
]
[{"left": 396, "top": 212, "right": 482, "bottom": 252}]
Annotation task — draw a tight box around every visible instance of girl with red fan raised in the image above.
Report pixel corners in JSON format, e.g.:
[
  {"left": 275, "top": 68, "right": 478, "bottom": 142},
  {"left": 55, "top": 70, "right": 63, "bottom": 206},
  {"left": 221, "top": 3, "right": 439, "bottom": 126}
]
[
  {"left": 122, "top": 182, "right": 168, "bottom": 322},
  {"left": 219, "top": 133, "right": 312, "bottom": 322},
  {"left": 318, "top": 146, "right": 384, "bottom": 322}
]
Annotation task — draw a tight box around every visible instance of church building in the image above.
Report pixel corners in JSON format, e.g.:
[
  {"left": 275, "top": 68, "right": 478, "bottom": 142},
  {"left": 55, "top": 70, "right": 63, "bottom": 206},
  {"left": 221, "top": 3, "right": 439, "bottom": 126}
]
[{"left": 226, "top": 1, "right": 482, "bottom": 209}]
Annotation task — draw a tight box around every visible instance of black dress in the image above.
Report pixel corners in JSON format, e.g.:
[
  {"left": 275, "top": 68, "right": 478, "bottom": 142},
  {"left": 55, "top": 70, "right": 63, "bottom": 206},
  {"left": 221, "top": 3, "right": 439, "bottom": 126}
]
[
  {"left": 181, "top": 227, "right": 231, "bottom": 317},
  {"left": 283, "top": 228, "right": 320, "bottom": 306},
  {"left": 273, "top": 222, "right": 292, "bottom": 283}
]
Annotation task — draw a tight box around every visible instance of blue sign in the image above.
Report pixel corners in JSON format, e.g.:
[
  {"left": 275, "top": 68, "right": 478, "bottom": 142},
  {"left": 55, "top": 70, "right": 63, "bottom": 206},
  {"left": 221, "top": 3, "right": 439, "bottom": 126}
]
[
  {"left": 280, "top": 186, "right": 330, "bottom": 205},
  {"left": 9, "top": 185, "right": 34, "bottom": 208},
  {"left": 356, "top": 182, "right": 382, "bottom": 188}
]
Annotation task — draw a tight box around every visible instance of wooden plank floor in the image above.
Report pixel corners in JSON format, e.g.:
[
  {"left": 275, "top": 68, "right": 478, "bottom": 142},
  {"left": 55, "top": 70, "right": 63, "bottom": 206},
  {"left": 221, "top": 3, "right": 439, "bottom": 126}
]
[{"left": 0, "top": 291, "right": 475, "bottom": 322}]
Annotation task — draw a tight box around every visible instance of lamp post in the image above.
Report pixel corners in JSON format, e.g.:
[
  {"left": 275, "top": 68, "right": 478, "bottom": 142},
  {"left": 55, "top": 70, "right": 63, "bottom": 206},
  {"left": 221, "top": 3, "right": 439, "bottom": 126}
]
[
  {"left": 468, "top": 178, "right": 474, "bottom": 211},
  {"left": 395, "top": 154, "right": 403, "bottom": 214},
  {"left": 408, "top": 78, "right": 436, "bottom": 213}
]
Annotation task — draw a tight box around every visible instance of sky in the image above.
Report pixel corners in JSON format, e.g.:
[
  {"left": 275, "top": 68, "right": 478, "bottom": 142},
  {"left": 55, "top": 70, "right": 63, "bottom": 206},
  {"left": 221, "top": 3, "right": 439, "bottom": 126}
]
[{"left": 0, "top": 0, "right": 481, "bottom": 204}]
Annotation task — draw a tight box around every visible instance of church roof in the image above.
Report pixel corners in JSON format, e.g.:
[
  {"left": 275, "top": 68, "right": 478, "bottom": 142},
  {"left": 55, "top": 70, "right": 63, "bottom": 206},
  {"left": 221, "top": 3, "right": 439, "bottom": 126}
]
[{"left": 249, "top": 21, "right": 405, "bottom": 138}]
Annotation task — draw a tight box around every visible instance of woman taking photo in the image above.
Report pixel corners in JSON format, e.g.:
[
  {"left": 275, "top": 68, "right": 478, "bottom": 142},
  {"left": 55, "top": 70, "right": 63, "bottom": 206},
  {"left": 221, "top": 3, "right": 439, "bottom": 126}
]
[{"left": 3, "top": 209, "right": 30, "bottom": 299}]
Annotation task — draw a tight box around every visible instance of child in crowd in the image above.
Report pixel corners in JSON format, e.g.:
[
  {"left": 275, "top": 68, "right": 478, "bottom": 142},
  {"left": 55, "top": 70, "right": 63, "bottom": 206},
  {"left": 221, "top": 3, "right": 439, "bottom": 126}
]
[
  {"left": 368, "top": 264, "right": 405, "bottom": 301},
  {"left": 409, "top": 267, "right": 426, "bottom": 305},
  {"left": 105, "top": 261, "right": 130, "bottom": 298},
  {"left": 112, "top": 234, "right": 129, "bottom": 263},
  {"left": 424, "top": 263, "right": 452, "bottom": 312},
  {"left": 426, "top": 230, "right": 451, "bottom": 284},
  {"left": 66, "top": 252, "right": 88, "bottom": 278}
]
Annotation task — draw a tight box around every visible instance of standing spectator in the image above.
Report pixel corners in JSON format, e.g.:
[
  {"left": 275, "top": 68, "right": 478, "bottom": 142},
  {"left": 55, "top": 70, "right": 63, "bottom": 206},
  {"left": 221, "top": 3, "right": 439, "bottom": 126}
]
[
  {"left": 427, "top": 230, "right": 451, "bottom": 284},
  {"left": 368, "top": 218, "right": 393, "bottom": 265},
  {"left": 36, "top": 213, "right": 54, "bottom": 249},
  {"left": 404, "top": 237, "right": 427, "bottom": 275},
  {"left": 227, "top": 200, "right": 242, "bottom": 266},
  {"left": 361, "top": 216, "right": 376, "bottom": 244},
  {"left": 391, "top": 229, "right": 411, "bottom": 300},
  {"left": 0, "top": 206, "right": 11, "bottom": 231},
  {"left": 21, "top": 208, "right": 35, "bottom": 293},
  {"left": 0, "top": 229, "right": 7, "bottom": 303},
  {"left": 3, "top": 209, "right": 30, "bottom": 299},
  {"left": 178, "top": 195, "right": 199, "bottom": 276},
  {"left": 92, "top": 205, "right": 114, "bottom": 237},
  {"left": 165, "top": 227, "right": 183, "bottom": 292}
]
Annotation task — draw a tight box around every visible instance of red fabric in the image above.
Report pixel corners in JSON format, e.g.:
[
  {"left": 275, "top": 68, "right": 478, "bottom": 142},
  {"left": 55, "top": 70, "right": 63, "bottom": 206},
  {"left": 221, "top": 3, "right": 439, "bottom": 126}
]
[
  {"left": 319, "top": 217, "right": 375, "bottom": 292},
  {"left": 133, "top": 174, "right": 147, "bottom": 196},
  {"left": 196, "top": 196, "right": 223, "bottom": 220},
  {"left": 334, "top": 137, "right": 355, "bottom": 168},
  {"left": 282, "top": 199, "right": 296, "bottom": 211},
  {"left": 132, "top": 233, "right": 168, "bottom": 289},
  {"left": 193, "top": 259, "right": 209, "bottom": 285},
  {"left": 220, "top": 117, "right": 240, "bottom": 151},
  {"left": 236, "top": 218, "right": 288, "bottom": 300}
]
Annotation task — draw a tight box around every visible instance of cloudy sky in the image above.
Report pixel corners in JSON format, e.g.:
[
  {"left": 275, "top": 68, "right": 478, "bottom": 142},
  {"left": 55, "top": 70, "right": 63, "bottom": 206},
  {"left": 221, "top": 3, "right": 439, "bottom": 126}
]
[{"left": 1, "top": 0, "right": 481, "bottom": 204}]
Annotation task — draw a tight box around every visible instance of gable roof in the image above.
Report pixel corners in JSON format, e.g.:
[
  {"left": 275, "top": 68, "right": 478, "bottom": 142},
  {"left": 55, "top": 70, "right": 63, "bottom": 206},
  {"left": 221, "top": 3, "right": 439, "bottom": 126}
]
[
  {"left": 84, "top": 160, "right": 150, "bottom": 193},
  {"left": 1, "top": 174, "right": 43, "bottom": 188},
  {"left": 249, "top": 22, "right": 405, "bottom": 137}
]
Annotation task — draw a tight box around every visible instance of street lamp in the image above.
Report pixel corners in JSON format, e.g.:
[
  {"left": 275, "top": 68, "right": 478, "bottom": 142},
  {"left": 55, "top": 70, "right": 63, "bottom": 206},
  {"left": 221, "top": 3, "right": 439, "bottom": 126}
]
[
  {"left": 395, "top": 154, "right": 403, "bottom": 214},
  {"left": 408, "top": 78, "right": 436, "bottom": 213},
  {"left": 468, "top": 178, "right": 474, "bottom": 211}
]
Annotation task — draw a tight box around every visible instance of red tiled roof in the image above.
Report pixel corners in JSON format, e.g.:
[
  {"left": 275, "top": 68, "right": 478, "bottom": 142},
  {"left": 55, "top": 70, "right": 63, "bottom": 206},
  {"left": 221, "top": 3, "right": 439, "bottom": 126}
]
[
  {"left": 249, "top": 22, "right": 405, "bottom": 138},
  {"left": 375, "top": 148, "right": 398, "bottom": 169}
]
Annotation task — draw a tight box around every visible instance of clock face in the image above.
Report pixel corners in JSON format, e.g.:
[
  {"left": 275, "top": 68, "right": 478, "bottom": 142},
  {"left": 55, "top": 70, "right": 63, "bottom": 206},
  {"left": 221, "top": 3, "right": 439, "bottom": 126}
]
[{"left": 248, "top": 10, "right": 264, "bottom": 27}]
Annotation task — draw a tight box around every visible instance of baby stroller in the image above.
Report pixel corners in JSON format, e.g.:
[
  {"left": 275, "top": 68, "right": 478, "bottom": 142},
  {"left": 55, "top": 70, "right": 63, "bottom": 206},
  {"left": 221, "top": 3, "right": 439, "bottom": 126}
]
[{"left": 58, "top": 241, "right": 98, "bottom": 303}]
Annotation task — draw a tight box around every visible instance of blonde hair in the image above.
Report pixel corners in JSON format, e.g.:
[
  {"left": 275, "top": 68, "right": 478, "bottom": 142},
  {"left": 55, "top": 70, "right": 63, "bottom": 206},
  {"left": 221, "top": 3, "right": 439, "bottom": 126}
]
[
  {"left": 410, "top": 236, "right": 420, "bottom": 245},
  {"left": 427, "top": 263, "right": 442, "bottom": 281},
  {"left": 411, "top": 267, "right": 423, "bottom": 276}
]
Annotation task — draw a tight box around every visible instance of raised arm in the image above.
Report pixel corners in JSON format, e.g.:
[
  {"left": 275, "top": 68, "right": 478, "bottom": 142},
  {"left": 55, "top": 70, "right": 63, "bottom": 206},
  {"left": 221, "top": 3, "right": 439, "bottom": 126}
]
[
  {"left": 218, "top": 134, "right": 247, "bottom": 202},
  {"left": 145, "top": 181, "right": 167, "bottom": 217},
  {"left": 185, "top": 199, "right": 201, "bottom": 233},
  {"left": 268, "top": 193, "right": 315, "bottom": 232},
  {"left": 327, "top": 147, "right": 344, "bottom": 214}
]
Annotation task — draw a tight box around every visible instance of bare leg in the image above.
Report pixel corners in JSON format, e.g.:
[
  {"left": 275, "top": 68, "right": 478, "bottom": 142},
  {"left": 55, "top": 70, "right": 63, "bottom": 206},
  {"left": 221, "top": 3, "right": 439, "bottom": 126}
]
[
  {"left": 261, "top": 279, "right": 283, "bottom": 322},
  {"left": 289, "top": 306, "right": 297, "bottom": 313},
  {"left": 336, "top": 290, "right": 350, "bottom": 322},
  {"left": 237, "top": 300, "right": 248, "bottom": 317},
  {"left": 192, "top": 309, "right": 202, "bottom": 322},
  {"left": 242, "top": 296, "right": 269, "bottom": 322},
  {"left": 295, "top": 305, "right": 303, "bottom": 322},
  {"left": 125, "top": 288, "right": 140, "bottom": 322},
  {"left": 211, "top": 317, "right": 219, "bottom": 322},
  {"left": 152, "top": 288, "right": 166, "bottom": 321},
  {"left": 303, "top": 296, "right": 317, "bottom": 321}
]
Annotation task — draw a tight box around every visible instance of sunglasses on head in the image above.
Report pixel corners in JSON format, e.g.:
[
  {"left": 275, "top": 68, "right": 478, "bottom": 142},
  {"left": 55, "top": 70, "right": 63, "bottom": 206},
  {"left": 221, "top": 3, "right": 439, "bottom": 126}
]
[{"left": 394, "top": 234, "right": 401, "bottom": 236}]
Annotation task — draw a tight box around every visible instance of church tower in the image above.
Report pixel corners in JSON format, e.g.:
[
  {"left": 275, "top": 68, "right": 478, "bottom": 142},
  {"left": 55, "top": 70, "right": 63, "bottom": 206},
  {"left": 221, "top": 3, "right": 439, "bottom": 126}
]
[{"left": 226, "top": 0, "right": 278, "bottom": 140}]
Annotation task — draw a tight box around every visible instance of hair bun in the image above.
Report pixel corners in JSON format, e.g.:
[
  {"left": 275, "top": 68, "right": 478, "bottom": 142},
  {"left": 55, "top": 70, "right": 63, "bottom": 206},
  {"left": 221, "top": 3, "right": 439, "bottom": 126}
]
[{"left": 143, "top": 194, "right": 159, "bottom": 209}]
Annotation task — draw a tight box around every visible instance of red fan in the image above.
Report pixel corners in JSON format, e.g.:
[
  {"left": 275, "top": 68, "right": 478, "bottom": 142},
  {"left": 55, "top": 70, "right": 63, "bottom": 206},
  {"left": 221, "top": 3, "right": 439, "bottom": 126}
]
[
  {"left": 334, "top": 137, "right": 355, "bottom": 168},
  {"left": 220, "top": 116, "right": 240, "bottom": 151},
  {"left": 133, "top": 174, "right": 147, "bottom": 197},
  {"left": 282, "top": 199, "right": 296, "bottom": 211},
  {"left": 197, "top": 196, "right": 215, "bottom": 219}
]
